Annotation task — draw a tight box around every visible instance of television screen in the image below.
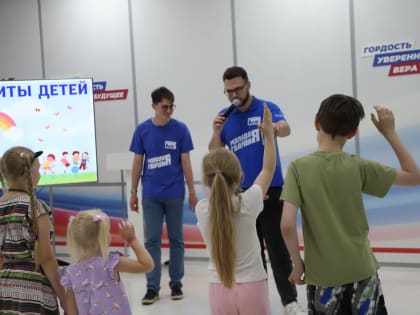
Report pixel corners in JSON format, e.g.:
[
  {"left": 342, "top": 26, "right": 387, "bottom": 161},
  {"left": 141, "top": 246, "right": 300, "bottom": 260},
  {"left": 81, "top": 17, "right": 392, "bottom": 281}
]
[{"left": 0, "top": 78, "right": 98, "bottom": 186}]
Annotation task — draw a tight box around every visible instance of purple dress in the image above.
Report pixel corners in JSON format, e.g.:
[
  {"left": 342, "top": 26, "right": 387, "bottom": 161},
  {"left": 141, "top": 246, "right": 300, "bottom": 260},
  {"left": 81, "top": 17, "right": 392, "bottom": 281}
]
[{"left": 60, "top": 251, "right": 131, "bottom": 315}]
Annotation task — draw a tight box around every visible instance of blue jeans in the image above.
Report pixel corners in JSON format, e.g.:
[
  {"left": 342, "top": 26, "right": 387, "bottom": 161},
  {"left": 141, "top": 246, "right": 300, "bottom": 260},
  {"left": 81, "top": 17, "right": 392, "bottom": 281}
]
[{"left": 142, "top": 198, "right": 185, "bottom": 292}]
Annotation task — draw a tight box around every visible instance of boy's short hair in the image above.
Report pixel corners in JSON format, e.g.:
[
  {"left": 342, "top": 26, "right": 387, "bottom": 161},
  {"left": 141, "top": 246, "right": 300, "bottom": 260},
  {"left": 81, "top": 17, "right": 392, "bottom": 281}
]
[
  {"left": 222, "top": 66, "right": 248, "bottom": 82},
  {"left": 316, "top": 94, "right": 365, "bottom": 139},
  {"left": 151, "top": 86, "right": 174, "bottom": 104}
]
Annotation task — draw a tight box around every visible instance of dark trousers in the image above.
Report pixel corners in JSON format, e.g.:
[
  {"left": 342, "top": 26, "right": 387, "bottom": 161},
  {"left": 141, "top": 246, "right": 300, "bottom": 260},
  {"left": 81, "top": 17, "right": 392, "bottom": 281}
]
[{"left": 256, "top": 186, "right": 297, "bottom": 306}]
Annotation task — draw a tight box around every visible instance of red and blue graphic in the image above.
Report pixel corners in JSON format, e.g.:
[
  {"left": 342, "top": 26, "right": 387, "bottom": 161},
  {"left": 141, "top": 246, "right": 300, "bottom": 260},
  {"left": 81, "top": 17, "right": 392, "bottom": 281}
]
[
  {"left": 373, "top": 49, "right": 420, "bottom": 76},
  {"left": 364, "top": 40, "right": 420, "bottom": 76},
  {"left": 93, "top": 81, "right": 128, "bottom": 102}
]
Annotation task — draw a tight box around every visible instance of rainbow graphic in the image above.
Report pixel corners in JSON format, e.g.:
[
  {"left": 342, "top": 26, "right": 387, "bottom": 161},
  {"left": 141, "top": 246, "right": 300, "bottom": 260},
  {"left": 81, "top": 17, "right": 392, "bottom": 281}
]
[{"left": 0, "top": 112, "right": 16, "bottom": 131}]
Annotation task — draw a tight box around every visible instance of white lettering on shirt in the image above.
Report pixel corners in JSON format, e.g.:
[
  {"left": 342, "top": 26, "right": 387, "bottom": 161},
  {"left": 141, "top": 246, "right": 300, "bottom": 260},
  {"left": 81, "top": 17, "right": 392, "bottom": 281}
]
[
  {"left": 229, "top": 129, "right": 260, "bottom": 152},
  {"left": 165, "top": 141, "right": 176, "bottom": 150},
  {"left": 247, "top": 116, "right": 261, "bottom": 126},
  {"left": 147, "top": 154, "right": 171, "bottom": 169}
]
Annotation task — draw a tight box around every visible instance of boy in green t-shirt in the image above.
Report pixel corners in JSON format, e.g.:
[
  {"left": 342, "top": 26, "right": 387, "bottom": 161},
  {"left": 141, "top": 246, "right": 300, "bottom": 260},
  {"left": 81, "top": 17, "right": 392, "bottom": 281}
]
[{"left": 280, "top": 94, "right": 420, "bottom": 314}]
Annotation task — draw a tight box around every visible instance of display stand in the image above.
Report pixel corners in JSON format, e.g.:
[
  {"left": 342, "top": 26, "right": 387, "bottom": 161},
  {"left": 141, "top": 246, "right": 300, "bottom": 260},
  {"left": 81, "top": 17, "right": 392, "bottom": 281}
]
[{"left": 106, "top": 153, "right": 143, "bottom": 257}]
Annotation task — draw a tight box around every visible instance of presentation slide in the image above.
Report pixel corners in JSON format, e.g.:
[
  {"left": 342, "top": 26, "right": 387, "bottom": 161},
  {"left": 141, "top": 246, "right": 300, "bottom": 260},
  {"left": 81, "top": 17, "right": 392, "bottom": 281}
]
[{"left": 0, "top": 78, "right": 98, "bottom": 186}]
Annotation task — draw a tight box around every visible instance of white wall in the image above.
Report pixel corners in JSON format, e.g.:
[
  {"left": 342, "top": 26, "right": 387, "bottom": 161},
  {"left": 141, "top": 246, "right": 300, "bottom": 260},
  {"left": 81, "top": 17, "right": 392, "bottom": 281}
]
[
  {"left": 235, "top": 0, "right": 355, "bottom": 164},
  {"left": 131, "top": 0, "right": 233, "bottom": 179},
  {"left": 39, "top": 0, "right": 135, "bottom": 183},
  {"left": 0, "top": 0, "right": 42, "bottom": 78},
  {"left": 355, "top": 0, "right": 420, "bottom": 135}
]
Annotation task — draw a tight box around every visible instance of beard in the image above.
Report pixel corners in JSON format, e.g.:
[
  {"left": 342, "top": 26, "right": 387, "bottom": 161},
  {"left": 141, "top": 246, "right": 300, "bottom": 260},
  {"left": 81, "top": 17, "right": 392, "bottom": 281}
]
[{"left": 237, "top": 92, "right": 250, "bottom": 108}]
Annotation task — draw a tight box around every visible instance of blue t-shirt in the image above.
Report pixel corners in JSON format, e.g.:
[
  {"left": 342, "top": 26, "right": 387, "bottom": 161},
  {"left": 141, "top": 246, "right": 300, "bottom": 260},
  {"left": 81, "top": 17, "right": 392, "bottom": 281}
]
[
  {"left": 220, "top": 96, "right": 286, "bottom": 188},
  {"left": 129, "top": 118, "right": 194, "bottom": 199}
]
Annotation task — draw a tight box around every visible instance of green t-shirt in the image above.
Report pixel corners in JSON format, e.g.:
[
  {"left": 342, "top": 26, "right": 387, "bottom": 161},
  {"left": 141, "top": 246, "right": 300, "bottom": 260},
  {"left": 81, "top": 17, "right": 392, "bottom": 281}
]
[{"left": 281, "top": 150, "right": 396, "bottom": 287}]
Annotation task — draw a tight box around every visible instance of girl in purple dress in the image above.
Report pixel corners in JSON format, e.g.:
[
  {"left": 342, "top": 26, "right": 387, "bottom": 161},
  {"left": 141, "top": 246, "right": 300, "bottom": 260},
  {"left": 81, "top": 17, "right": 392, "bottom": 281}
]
[{"left": 60, "top": 209, "right": 154, "bottom": 315}]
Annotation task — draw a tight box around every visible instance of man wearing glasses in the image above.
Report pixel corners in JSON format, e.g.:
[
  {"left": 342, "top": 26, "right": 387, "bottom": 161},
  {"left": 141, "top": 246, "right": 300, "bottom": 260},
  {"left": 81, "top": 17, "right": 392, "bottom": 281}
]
[
  {"left": 129, "top": 86, "right": 198, "bottom": 305},
  {"left": 209, "top": 66, "right": 301, "bottom": 315}
]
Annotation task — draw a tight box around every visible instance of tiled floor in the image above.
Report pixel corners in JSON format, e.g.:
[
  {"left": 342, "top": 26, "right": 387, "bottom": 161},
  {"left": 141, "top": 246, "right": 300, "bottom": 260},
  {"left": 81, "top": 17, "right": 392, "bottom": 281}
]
[{"left": 119, "top": 259, "right": 420, "bottom": 315}]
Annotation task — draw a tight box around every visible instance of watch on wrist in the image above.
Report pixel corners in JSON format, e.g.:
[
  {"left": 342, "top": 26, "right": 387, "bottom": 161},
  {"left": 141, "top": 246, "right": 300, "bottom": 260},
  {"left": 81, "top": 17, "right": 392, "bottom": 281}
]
[{"left": 130, "top": 188, "right": 137, "bottom": 193}]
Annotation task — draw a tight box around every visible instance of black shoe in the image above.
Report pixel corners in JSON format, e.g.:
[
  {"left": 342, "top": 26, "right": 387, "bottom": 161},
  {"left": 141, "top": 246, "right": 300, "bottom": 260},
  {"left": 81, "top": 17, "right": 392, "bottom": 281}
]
[
  {"left": 171, "top": 285, "right": 184, "bottom": 300},
  {"left": 142, "top": 289, "right": 159, "bottom": 305}
]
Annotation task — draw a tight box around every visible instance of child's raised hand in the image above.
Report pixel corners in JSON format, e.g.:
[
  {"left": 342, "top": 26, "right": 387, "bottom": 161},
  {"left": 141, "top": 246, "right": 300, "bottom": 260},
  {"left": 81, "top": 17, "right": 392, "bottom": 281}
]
[
  {"left": 259, "top": 103, "right": 274, "bottom": 137},
  {"left": 371, "top": 106, "right": 395, "bottom": 137},
  {"left": 118, "top": 220, "right": 136, "bottom": 242}
]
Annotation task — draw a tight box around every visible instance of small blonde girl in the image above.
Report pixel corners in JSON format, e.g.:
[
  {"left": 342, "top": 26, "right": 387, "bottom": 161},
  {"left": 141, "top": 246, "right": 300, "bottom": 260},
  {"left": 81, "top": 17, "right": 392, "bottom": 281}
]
[{"left": 60, "top": 209, "right": 154, "bottom": 315}]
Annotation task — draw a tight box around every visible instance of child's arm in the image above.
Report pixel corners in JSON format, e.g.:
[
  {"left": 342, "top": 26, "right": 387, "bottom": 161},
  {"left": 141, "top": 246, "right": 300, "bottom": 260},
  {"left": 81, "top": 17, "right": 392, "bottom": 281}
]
[
  {"left": 371, "top": 106, "right": 420, "bottom": 186},
  {"left": 116, "top": 221, "right": 154, "bottom": 273},
  {"left": 64, "top": 290, "right": 78, "bottom": 315},
  {"left": 281, "top": 201, "right": 305, "bottom": 285},
  {"left": 37, "top": 214, "right": 67, "bottom": 311},
  {"left": 253, "top": 103, "right": 276, "bottom": 195}
]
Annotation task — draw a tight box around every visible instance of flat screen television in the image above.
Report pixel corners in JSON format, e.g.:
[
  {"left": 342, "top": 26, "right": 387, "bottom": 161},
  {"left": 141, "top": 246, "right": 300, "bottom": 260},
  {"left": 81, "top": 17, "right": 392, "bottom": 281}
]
[{"left": 0, "top": 78, "right": 98, "bottom": 186}]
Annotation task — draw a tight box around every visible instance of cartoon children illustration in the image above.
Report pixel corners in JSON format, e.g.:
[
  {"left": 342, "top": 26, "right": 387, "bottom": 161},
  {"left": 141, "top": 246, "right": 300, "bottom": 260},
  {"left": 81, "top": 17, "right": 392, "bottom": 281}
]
[
  {"left": 71, "top": 151, "right": 80, "bottom": 174},
  {"left": 61, "top": 151, "right": 71, "bottom": 173},
  {"left": 79, "top": 152, "right": 89, "bottom": 171},
  {"left": 42, "top": 153, "right": 56, "bottom": 175}
]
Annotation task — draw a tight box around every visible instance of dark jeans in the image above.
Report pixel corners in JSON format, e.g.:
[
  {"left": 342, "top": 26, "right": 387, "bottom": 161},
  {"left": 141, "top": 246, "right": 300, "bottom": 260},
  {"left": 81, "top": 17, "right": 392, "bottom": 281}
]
[{"left": 256, "top": 186, "right": 297, "bottom": 306}]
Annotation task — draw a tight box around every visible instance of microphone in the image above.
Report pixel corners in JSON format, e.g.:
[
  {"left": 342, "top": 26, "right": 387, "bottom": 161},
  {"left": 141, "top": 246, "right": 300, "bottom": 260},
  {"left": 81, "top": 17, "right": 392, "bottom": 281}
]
[{"left": 222, "top": 99, "right": 241, "bottom": 117}]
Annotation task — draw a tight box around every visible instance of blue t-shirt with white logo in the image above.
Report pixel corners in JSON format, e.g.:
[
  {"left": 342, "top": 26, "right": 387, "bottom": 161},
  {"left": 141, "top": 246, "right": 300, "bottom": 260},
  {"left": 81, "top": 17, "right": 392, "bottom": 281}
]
[
  {"left": 220, "top": 96, "right": 285, "bottom": 188},
  {"left": 129, "top": 118, "right": 194, "bottom": 199}
]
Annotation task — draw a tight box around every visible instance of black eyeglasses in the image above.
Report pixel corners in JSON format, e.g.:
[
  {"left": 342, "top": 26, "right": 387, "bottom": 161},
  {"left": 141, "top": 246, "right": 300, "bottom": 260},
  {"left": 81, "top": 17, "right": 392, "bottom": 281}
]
[
  {"left": 161, "top": 104, "right": 176, "bottom": 111},
  {"left": 224, "top": 81, "right": 248, "bottom": 96}
]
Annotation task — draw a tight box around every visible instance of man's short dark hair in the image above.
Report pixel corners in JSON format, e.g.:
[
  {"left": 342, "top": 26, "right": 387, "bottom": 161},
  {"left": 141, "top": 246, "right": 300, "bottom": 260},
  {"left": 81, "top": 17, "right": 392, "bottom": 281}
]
[
  {"left": 223, "top": 66, "right": 248, "bottom": 82},
  {"left": 151, "top": 86, "right": 174, "bottom": 104},
  {"left": 316, "top": 94, "right": 365, "bottom": 139}
]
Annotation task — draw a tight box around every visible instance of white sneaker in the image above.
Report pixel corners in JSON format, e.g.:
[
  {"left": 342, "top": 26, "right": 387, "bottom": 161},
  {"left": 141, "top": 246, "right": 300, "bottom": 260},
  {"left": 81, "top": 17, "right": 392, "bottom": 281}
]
[{"left": 284, "top": 301, "right": 306, "bottom": 315}]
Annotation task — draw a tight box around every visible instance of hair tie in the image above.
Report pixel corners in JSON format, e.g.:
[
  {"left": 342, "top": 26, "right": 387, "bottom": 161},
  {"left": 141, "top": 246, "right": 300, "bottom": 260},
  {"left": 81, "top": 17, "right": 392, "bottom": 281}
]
[
  {"left": 215, "top": 169, "right": 222, "bottom": 175},
  {"left": 93, "top": 214, "right": 104, "bottom": 222}
]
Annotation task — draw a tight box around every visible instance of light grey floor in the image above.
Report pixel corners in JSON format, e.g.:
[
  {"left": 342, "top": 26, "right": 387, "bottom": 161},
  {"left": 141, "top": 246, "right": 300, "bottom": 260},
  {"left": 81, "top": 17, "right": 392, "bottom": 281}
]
[{"left": 120, "top": 259, "right": 420, "bottom": 315}]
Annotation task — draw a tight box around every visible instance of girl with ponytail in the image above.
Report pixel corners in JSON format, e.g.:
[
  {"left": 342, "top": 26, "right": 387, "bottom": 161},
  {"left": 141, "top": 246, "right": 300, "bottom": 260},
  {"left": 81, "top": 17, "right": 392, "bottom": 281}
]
[{"left": 196, "top": 104, "right": 276, "bottom": 315}]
